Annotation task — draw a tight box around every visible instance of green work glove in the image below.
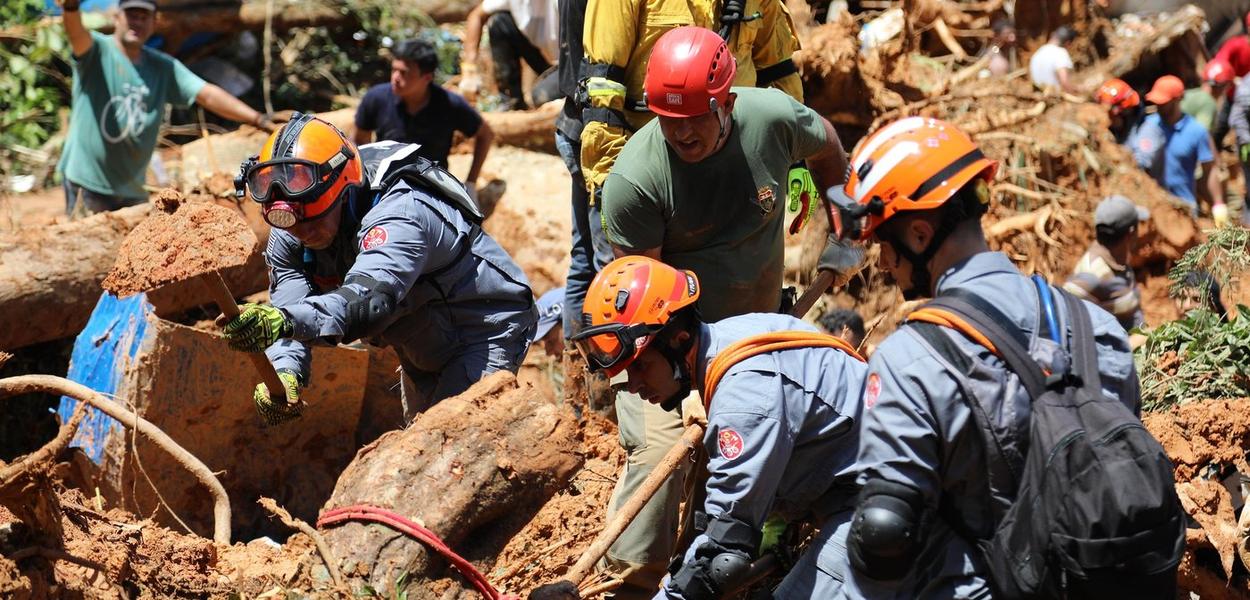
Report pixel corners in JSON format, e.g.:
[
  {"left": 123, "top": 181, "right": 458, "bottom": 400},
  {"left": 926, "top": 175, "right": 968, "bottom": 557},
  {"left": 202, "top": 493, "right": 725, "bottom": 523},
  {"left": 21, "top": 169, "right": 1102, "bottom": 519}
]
[
  {"left": 787, "top": 166, "right": 820, "bottom": 235},
  {"left": 221, "top": 303, "right": 292, "bottom": 353},
  {"left": 758, "top": 514, "right": 787, "bottom": 555},
  {"left": 254, "top": 369, "right": 303, "bottom": 426},
  {"left": 1240, "top": 143, "right": 1250, "bottom": 163}
]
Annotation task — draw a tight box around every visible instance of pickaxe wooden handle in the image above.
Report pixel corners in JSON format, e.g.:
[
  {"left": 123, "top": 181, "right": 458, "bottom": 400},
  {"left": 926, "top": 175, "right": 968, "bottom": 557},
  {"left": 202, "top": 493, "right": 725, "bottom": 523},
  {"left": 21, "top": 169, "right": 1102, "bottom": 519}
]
[
  {"left": 789, "top": 269, "right": 837, "bottom": 319},
  {"left": 563, "top": 422, "right": 705, "bottom": 587},
  {"left": 204, "top": 273, "right": 289, "bottom": 400}
]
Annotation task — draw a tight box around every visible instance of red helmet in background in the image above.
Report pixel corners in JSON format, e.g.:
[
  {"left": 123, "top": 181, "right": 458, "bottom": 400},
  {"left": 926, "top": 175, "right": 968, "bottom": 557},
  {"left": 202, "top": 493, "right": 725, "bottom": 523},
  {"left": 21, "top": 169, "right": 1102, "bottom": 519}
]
[
  {"left": 1094, "top": 78, "right": 1140, "bottom": 116},
  {"left": 1204, "top": 59, "right": 1234, "bottom": 85},
  {"left": 644, "top": 26, "right": 736, "bottom": 118}
]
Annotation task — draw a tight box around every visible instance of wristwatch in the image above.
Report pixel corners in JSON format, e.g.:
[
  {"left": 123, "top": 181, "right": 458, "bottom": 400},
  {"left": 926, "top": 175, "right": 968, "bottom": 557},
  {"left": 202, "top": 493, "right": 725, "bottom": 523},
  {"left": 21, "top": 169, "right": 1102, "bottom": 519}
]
[
  {"left": 255, "top": 113, "right": 274, "bottom": 129},
  {"left": 62, "top": 0, "right": 81, "bottom": 12}
]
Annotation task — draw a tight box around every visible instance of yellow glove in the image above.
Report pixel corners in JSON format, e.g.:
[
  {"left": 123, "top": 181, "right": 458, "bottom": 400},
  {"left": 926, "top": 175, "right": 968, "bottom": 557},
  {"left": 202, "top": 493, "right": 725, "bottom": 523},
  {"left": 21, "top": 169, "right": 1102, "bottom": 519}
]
[
  {"left": 580, "top": 120, "right": 629, "bottom": 196},
  {"left": 254, "top": 369, "right": 303, "bottom": 426}
]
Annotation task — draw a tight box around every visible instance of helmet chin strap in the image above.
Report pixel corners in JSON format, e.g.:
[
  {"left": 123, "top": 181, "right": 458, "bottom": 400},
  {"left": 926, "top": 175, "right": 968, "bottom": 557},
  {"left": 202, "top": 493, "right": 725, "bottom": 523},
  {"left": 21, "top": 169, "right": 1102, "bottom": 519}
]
[
  {"left": 657, "top": 328, "right": 697, "bottom": 412},
  {"left": 882, "top": 220, "right": 956, "bottom": 301}
]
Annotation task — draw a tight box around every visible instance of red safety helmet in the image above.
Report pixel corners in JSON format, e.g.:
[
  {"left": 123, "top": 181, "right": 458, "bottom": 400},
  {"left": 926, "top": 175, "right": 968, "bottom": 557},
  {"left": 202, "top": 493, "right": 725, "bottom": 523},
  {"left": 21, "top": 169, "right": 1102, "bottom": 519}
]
[
  {"left": 1204, "top": 58, "right": 1234, "bottom": 86},
  {"left": 570, "top": 256, "right": 700, "bottom": 377},
  {"left": 238, "top": 113, "right": 363, "bottom": 229},
  {"left": 830, "top": 117, "right": 997, "bottom": 242},
  {"left": 644, "top": 26, "right": 736, "bottom": 118},
  {"left": 1094, "top": 78, "right": 1141, "bottom": 116}
]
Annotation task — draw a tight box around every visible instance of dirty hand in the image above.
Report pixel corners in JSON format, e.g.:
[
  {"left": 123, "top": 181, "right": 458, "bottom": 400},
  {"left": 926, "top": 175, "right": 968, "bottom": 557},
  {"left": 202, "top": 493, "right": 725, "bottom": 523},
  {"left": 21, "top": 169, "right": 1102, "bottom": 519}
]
[
  {"left": 220, "top": 304, "right": 292, "bottom": 353},
  {"left": 1213, "top": 202, "right": 1230, "bottom": 227},
  {"left": 787, "top": 167, "right": 820, "bottom": 234},
  {"left": 528, "top": 581, "right": 580, "bottom": 600},
  {"left": 681, "top": 392, "right": 708, "bottom": 428},
  {"left": 253, "top": 369, "right": 303, "bottom": 426},
  {"left": 459, "top": 63, "right": 482, "bottom": 98},
  {"left": 818, "top": 236, "right": 868, "bottom": 288}
]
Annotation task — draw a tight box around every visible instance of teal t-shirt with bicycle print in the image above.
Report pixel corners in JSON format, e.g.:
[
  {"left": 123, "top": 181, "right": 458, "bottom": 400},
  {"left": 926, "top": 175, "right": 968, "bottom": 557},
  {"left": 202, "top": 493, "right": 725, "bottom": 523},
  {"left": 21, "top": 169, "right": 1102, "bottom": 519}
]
[{"left": 58, "top": 31, "right": 206, "bottom": 200}]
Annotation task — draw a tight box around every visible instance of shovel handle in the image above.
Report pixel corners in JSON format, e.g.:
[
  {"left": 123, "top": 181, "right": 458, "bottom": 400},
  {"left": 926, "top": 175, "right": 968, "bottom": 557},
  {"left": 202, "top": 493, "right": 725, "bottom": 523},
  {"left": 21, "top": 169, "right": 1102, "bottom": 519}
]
[
  {"left": 205, "top": 273, "right": 289, "bottom": 400},
  {"left": 564, "top": 423, "right": 706, "bottom": 586},
  {"left": 790, "top": 269, "right": 837, "bottom": 319}
]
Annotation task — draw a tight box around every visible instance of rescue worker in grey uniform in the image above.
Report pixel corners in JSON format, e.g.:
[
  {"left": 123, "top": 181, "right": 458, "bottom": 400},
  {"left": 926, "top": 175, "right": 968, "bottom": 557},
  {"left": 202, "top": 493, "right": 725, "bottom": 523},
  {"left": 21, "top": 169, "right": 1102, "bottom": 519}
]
[
  {"left": 564, "top": 256, "right": 867, "bottom": 600},
  {"left": 222, "top": 114, "right": 537, "bottom": 425},
  {"left": 825, "top": 117, "right": 1140, "bottom": 598}
]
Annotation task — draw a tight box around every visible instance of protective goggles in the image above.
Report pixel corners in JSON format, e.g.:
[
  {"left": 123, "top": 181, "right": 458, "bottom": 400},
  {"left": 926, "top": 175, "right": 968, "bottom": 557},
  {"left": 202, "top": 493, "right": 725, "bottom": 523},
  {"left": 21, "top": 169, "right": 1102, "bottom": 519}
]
[
  {"left": 234, "top": 147, "right": 354, "bottom": 228},
  {"left": 570, "top": 322, "right": 663, "bottom": 373},
  {"left": 827, "top": 184, "right": 884, "bottom": 241}
]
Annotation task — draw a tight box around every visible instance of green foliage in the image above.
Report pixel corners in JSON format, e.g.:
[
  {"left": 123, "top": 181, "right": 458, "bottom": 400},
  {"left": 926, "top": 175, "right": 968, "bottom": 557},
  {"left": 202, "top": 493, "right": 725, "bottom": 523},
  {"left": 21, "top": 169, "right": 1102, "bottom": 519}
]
[
  {"left": 1137, "top": 225, "right": 1250, "bottom": 411},
  {"left": 0, "top": 0, "right": 71, "bottom": 180}
]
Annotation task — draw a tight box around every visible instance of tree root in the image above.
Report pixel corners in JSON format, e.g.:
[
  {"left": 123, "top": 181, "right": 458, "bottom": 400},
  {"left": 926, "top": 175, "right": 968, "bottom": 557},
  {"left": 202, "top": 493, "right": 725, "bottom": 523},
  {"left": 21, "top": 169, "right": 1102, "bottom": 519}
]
[
  {"left": 0, "top": 402, "right": 86, "bottom": 490},
  {"left": 0, "top": 374, "right": 232, "bottom": 544},
  {"left": 257, "top": 496, "right": 345, "bottom": 590}
]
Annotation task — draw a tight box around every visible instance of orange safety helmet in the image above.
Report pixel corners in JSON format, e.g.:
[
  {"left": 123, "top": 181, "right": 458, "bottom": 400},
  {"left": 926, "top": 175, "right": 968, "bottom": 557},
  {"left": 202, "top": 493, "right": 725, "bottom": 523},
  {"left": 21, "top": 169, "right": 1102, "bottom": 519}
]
[
  {"left": 1094, "top": 78, "right": 1141, "bottom": 116},
  {"left": 237, "top": 113, "right": 364, "bottom": 228},
  {"left": 1204, "top": 58, "right": 1234, "bottom": 86},
  {"left": 830, "top": 116, "right": 998, "bottom": 242},
  {"left": 570, "top": 256, "right": 700, "bottom": 376},
  {"left": 644, "top": 26, "right": 737, "bottom": 118}
]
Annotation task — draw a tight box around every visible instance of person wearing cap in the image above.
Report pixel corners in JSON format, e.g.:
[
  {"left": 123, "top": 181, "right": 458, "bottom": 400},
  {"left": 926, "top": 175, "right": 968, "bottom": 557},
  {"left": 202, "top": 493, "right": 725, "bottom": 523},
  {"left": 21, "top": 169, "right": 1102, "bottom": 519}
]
[
  {"left": 532, "top": 286, "right": 566, "bottom": 357},
  {"left": 1063, "top": 195, "right": 1150, "bottom": 331},
  {"left": 1028, "top": 26, "right": 1077, "bottom": 93},
  {"left": 1214, "top": 11, "right": 1250, "bottom": 81},
  {"left": 55, "top": 0, "right": 277, "bottom": 217},
  {"left": 353, "top": 39, "right": 496, "bottom": 202},
  {"left": 1131, "top": 75, "right": 1224, "bottom": 219},
  {"left": 221, "top": 114, "right": 537, "bottom": 426},
  {"left": 592, "top": 27, "right": 852, "bottom": 597}
]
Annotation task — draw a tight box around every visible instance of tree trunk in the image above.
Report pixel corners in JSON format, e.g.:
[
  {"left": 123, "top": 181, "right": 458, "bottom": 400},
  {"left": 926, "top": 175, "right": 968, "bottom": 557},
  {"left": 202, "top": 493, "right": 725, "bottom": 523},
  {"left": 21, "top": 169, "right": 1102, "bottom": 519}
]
[
  {"left": 321, "top": 371, "right": 582, "bottom": 598},
  {"left": 0, "top": 202, "right": 269, "bottom": 352}
]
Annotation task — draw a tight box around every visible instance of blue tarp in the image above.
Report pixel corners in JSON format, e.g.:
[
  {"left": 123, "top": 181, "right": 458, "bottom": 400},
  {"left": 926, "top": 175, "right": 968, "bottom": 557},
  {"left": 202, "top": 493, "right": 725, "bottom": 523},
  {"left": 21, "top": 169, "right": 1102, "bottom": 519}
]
[
  {"left": 44, "top": 0, "right": 118, "bottom": 12},
  {"left": 57, "top": 292, "right": 153, "bottom": 463}
]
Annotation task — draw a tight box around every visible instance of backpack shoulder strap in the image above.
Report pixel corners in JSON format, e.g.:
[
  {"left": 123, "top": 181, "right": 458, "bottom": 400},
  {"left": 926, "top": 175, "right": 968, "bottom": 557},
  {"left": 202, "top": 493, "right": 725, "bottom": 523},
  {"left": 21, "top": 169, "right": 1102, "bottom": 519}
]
[
  {"left": 908, "top": 289, "right": 1048, "bottom": 402},
  {"left": 1057, "top": 288, "right": 1103, "bottom": 394},
  {"left": 703, "top": 331, "right": 864, "bottom": 408}
]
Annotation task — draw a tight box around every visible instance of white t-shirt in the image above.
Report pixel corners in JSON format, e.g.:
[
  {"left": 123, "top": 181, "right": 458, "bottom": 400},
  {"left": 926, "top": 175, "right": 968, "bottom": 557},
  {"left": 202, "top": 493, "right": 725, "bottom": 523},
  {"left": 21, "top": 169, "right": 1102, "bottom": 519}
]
[
  {"left": 480, "top": 0, "right": 559, "bottom": 60},
  {"left": 1028, "top": 43, "right": 1074, "bottom": 88}
]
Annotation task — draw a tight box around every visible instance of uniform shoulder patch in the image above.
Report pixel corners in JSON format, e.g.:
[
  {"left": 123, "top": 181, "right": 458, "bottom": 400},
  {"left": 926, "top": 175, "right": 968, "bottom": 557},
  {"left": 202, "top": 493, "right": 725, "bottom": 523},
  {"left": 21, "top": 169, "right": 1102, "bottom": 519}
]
[
  {"left": 865, "top": 373, "right": 881, "bottom": 410},
  {"left": 362, "top": 225, "right": 388, "bottom": 250},
  {"left": 718, "top": 428, "right": 744, "bottom": 460}
]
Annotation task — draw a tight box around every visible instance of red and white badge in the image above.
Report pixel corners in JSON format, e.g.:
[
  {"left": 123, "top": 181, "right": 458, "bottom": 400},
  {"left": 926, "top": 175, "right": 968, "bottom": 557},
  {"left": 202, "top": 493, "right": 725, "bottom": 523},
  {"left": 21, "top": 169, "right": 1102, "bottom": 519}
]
[
  {"left": 718, "top": 428, "right": 744, "bottom": 460},
  {"left": 362, "top": 225, "right": 388, "bottom": 250},
  {"left": 865, "top": 373, "right": 881, "bottom": 409}
]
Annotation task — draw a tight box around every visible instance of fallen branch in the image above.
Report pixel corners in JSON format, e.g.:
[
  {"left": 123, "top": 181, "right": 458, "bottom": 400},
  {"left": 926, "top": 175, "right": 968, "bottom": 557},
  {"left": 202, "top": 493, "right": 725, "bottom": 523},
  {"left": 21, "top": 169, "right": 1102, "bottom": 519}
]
[
  {"left": 0, "top": 402, "right": 86, "bottom": 489},
  {"left": 258, "top": 497, "right": 345, "bottom": 589},
  {"left": 0, "top": 375, "right": 232, "bottom": 544}
]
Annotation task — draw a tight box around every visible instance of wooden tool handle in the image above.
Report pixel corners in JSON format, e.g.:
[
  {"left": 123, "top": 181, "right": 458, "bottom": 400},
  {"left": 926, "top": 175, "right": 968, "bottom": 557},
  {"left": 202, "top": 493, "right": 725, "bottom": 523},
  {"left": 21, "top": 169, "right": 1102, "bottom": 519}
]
[
  {"left": 206, "top": 273, "right": 289, "bottom": 400},
  {"left": 565, "top": 423, "right": 705, "bottom": 586},
  {"left": 790, "top": 269, "right": 837, "bottom": 319}
]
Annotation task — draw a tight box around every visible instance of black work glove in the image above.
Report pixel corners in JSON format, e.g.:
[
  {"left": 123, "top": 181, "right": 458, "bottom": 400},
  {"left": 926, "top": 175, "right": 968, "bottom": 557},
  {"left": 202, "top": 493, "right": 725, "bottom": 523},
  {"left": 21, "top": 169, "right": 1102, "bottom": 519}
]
[
  {"left": 528, "top": 581, "right": 580, "bottom": 600},
  {"left": 818, "top": 236, "right": 868, "bottom": 288}
]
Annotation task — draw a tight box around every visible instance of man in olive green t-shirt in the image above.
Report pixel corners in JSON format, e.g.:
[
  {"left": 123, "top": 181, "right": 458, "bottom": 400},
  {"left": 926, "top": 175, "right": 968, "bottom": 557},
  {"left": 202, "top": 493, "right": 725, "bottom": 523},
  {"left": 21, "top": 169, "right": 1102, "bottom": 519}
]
[
  {"left": 591, "top": 29, "right": 848, "bottom": 596},
  {"left": 55, "top": 0, "right": 277, "bottom": 217}
]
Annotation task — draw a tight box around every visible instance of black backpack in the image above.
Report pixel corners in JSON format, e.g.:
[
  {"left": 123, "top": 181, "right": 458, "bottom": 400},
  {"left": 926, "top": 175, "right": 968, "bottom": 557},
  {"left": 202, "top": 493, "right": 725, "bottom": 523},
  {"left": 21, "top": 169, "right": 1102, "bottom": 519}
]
[{"left": 907, "top": 285, "right": 1184, "bottom": 599}]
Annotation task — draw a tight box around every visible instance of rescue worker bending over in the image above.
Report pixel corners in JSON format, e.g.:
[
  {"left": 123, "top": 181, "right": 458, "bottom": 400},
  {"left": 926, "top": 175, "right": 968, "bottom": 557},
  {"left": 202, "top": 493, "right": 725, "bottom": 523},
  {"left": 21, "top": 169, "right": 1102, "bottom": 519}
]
[
  {"left": 569, "top": 256, "right": 867, "bottom": 599},
  {"left": 828, "top": 118, "right": 1150, "bottom": 597},
  {"left": 579, "top": 0, "right": 802, "bottom": 197},
  {"left": 223, "top": 114, "right": 537, "bottom": 425}
]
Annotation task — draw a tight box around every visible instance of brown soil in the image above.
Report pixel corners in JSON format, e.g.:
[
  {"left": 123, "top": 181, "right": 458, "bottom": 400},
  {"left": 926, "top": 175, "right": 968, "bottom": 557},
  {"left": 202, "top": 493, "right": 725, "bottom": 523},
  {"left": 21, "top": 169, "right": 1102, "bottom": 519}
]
[
  {"left": 1143, "top": 398, "right": 1250, "bottom": 483},
  {"left": 101, "top": 189, "right": 258, "bottom": 297}
]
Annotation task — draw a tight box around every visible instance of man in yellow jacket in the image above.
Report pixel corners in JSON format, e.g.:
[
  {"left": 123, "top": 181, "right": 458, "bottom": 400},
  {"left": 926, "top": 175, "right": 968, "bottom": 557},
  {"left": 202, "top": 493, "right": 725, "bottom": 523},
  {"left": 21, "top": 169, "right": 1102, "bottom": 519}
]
[{"left": 579, "top": 0, "right": 803, "bottom": 196}]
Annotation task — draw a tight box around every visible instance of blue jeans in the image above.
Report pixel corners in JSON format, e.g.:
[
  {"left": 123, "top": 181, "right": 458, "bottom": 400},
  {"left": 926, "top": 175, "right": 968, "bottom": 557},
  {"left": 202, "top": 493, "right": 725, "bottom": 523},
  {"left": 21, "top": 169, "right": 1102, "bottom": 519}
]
[
  {"left": 63, "top": 179, "right": 144, "bottom": 218},
  {"left": 556, "top": 129, "right": 614, "bottom": 337}
]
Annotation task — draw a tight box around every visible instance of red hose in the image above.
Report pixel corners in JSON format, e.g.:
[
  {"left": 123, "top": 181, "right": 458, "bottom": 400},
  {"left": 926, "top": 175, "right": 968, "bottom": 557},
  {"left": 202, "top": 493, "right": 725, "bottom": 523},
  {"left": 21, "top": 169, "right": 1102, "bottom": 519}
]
[{"left": 317, "top": 504, "right": 520, "bottom": 600}]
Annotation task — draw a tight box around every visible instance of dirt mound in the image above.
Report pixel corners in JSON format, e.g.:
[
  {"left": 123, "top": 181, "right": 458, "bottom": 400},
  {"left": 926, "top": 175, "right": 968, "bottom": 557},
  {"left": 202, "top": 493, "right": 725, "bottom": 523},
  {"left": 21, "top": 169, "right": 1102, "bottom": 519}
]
[
  {"left": 1143, "top": 398, "right": 1250, "bottom": 483},
  {"left": 101, "top": 190, "right": 258, "bottom": 297}
]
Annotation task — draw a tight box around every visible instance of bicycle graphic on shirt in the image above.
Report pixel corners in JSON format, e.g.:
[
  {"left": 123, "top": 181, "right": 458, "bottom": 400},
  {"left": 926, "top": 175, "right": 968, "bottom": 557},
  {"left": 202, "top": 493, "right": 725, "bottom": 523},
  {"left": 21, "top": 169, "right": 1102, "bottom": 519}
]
[{"left": 101, "top": 82, "right": 151, "bottom": 144}]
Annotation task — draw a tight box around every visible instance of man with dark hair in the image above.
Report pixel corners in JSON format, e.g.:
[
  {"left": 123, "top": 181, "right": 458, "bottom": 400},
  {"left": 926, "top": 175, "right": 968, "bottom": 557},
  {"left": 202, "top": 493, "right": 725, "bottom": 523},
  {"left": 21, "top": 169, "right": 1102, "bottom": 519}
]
[
  {"left": 818, "top": 308, "right": 865, "bottom": 349},
  {"left": 1064, "top": 195, "right": 1149, "bottom": 330},
  {"left": 354, "top": 39, "right": 495, "bottom": 197},
  {"left": 1028, "top": 25, "right": 1077, "bottom": 93},
  {"left": 55, "top": 0, "right": 276, "bottom": 217}
]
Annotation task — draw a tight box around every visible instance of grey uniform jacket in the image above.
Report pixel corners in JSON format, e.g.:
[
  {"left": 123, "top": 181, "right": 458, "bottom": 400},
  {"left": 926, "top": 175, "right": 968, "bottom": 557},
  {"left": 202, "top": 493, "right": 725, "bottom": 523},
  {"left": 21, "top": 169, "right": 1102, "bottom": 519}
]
[
  {"left": 264, "top": 180, "right": 537, "bottom": 383},
  {"left": 661, "top": 313, "right": 868, "bottom": 599},
  {"left": 846, "top": 252, "right": 1139, "bottom": 599}
]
